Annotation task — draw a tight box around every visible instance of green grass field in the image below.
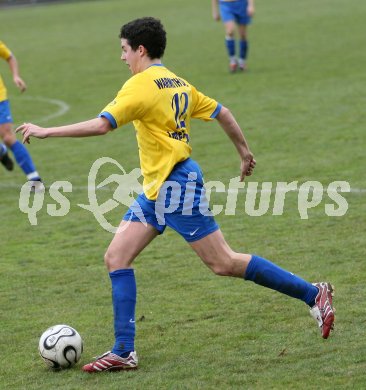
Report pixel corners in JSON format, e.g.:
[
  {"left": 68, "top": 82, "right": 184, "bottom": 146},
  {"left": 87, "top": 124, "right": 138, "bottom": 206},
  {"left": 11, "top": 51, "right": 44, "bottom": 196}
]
[{"left": 0, "top": 0, "right": 365, "bottom": 388}]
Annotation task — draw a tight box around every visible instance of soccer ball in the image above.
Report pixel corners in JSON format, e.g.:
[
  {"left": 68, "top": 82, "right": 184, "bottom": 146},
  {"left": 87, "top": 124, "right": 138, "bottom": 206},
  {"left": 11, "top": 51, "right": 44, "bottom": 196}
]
[{"left": 38, "top": 324, "right": 83, "bottom": 369}]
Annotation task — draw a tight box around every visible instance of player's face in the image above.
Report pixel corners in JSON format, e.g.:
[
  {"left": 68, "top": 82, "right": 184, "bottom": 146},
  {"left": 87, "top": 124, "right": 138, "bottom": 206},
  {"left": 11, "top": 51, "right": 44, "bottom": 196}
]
[{"left": 121, "top": 38, "right": 140, "bottom": 75}]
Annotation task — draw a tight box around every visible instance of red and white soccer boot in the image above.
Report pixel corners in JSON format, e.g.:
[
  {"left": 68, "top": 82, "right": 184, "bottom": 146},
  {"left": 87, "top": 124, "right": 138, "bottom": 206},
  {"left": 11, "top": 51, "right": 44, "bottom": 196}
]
[
  {"left": 309, "top": 282, "right": 335, "bottom": 339},
  {"left": 82, "top": 351, "right": 138, "bottom": 373}
]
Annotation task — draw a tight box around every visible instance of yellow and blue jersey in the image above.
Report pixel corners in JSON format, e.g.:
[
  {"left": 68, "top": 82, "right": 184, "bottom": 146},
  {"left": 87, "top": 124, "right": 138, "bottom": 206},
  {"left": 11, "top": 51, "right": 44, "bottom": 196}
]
[
  {"left": 0, "top": 40, "right": 12, "bottom": 102},
  {"left": 99, "top": 64, "right": 221, "bottom": 200}
]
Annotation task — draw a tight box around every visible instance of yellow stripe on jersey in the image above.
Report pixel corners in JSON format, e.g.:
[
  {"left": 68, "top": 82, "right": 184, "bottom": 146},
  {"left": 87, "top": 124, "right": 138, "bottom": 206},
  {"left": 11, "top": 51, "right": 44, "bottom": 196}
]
[
  {"left": 0, "top": 40, "right": 12, "bottom": 102},
  {"left": 100, "top": 64, "right": 221, "bottom": 200}
]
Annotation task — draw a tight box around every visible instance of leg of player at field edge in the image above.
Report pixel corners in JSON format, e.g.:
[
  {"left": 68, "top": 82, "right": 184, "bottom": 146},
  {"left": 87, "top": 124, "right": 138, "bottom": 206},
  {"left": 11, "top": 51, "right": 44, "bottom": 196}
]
[
  {"left": 0, "top": 40, "right": 42, "bottom": 184},
  {"left": 0, "top": 121, "right": 42, "bottom": 181},
  {"left": 0, "top": 142, "right": 14, "bottom": 170}
]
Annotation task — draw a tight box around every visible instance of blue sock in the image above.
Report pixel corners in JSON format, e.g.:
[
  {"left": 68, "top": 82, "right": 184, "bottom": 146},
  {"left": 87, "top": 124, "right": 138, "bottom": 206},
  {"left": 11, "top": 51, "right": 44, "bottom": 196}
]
[
  {"left": 244, "top": 255, "right": 318, "bottom": 307},
  {"left": 239, "top": 40, "right": 248, "bottom": 60},
  {"left": 110, "top": 269, "right": 136, "bottom": 356},
  {"left": 10, "top": 140, "right": 40, "bottom": 180},
  {"left": 225, "top": 37, "right": 236, "bottom": 57}
]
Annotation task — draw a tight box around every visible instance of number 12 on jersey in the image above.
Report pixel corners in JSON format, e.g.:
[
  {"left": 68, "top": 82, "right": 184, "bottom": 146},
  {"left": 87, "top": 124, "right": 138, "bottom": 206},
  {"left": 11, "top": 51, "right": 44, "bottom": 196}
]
[{"left": 171, "top": 92, "right": 188, "bottom": 130}]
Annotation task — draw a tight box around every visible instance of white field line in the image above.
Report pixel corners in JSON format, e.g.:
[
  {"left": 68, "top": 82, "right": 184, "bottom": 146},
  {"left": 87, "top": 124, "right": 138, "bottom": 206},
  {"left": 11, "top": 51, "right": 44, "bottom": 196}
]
[{"left": 14, "top": 95, "right": 70, "bottom": 124}]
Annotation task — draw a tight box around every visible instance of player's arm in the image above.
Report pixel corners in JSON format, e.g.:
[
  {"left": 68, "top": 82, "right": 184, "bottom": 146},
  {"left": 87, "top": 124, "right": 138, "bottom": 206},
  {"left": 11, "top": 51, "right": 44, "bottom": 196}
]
[
  {"left": 7, "top": 54, "right": 27, "bottom": 92},
  {"left": 215, "top": 105, "right": 256, "bottom": 181},
  {"left": 212, "top": 0, "right": 220, "bottom": 21},
  {"left": 247, "top": 0, "right": 255, "bottom": 17},
  {"left": 16, "top": 117, "right": 112, "bottom": 144}
]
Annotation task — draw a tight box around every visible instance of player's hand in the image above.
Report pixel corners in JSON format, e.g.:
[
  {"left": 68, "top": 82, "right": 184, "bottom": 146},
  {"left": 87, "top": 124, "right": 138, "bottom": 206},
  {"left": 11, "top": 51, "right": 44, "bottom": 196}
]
[
  {"left": 13, "top": 76, "right": 27, "bottom": 92},
  {"left": 212, "top": 11, "right": 220, "bottom": 21},
  {"left": 247, "top": 5, "right": 255, "bottom": 17},
  {"left": 240, "top": 153, "right": 256, "bottom": 181},
  {"left": 16, "top": 123, "right": 47, "bottom": 144}
]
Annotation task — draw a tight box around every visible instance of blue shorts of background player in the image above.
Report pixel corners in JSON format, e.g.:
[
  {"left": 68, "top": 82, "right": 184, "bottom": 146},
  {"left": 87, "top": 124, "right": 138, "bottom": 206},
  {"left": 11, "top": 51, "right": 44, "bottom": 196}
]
[
  {"left": 212, "top": 0, "right": 255, "bottom": 72},
  {"left": 0, "top": 100, "right": 13, "bottom": 125},
  {"left": 219, "top": 0, "right": 251, "bottom": 25},
  {"left": 123, "top": 158, "right": 219, "bottom": 242}
]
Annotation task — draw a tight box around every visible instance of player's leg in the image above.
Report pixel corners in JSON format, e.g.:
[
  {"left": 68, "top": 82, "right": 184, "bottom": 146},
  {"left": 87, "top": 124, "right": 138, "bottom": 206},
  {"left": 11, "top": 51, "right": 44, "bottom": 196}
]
[
  {"left": 83, "top": 197, "right": 162, "bottom": 372},
  {"left": 0, "top": 100, "right": 42, "bottom": 184},
  {"left": 0, "top": 142, "right": 14, "bottom": 171},
  {"left": 0, "top": 124, "right": 42, "bottom": 182},
  {"left": 189, "top": 229, "right": 249, "bottom": 276},
  {"left": 189, "top": 230, "right": 335, "bottom": 338},
  {"left": 236, "top": 0, "right": 252, "bottom": 71},
  {"left": 162, "top": 158, "right": 334, "bottom": 338},
  {"left": 219, "top": 2, "right": 238, "bottom": 72},
  {"left": 223, "top": 21, "right": 238, "bottom": 72},
  {"left": 105, "top": 220, "right": 159, "bottom": 356},
  {"left": 105, "top": 220, "right": 158, "bottom": 271},
  {"left": 238, "top": 24, "right": 249, "bottom": 71},
  {"left": 190, "top": 229, "right": 316, "bottom": 295}
]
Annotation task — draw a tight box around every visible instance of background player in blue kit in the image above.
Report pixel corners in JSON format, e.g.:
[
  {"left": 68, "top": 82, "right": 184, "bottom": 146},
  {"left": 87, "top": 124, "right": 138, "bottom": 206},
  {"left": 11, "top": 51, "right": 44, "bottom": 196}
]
[
  {"left": 212, "top": 0, "right": 255, "bottom": 72},
  {"left": 17, "top": 17, "right": 335, "bottom": 373},
  {"left": 0, "top": 40, "right": 42, "bottom": 187}
]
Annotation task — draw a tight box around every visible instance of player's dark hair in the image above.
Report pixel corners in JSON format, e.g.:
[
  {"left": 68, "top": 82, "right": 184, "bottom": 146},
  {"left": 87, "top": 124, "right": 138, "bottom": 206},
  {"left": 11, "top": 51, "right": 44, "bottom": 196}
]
[{"left": 119, "top": 17, "right": 166, "bottom": 59}]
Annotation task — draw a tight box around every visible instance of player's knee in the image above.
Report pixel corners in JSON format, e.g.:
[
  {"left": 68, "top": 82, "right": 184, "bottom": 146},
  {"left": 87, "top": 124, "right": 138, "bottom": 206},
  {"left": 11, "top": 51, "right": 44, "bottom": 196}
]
[
  {"left": 1, "top": 129, "right": 16, "bottom": 146},
  {"left": 104, "top": 250, "right": 112, "bottom": 268},
  {"left": 104, "top": 249, "right": 130, "bottom": 271},
  {"left": 210, "top": 261, "right": 234, "bottom": 277}
]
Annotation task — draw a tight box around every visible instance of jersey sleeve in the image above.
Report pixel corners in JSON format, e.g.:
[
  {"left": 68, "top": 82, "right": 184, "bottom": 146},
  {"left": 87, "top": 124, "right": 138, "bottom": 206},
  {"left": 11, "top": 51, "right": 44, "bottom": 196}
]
[
  {"left": 98, "top": 77, "right": 146, "bottom": 129},
  {"left": 190, "top": 86, "right": 222, "bottom": 121},
  {"left": 0, "top": 41, "right": 12, "bottom": 61}
]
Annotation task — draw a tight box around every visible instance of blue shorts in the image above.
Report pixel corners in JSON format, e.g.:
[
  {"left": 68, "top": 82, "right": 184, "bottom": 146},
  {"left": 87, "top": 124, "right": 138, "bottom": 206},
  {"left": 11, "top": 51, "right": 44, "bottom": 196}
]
[
  {"left": 123, "top": 158, "right": 219, "bottom": 242},
  {"left": 219, "top": 0, "right": 251, "bottom": 25},
  {"left": 0, "top": 100, "right": 13, "bottom": 124}
]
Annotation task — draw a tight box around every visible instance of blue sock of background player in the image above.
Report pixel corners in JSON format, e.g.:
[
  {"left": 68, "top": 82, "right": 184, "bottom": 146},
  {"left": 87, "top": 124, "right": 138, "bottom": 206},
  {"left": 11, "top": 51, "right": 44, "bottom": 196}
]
[
  {"left": 239, "top": 39, "right": 248, "bottom": 69},
  {"left": 0, "top": 141, "right": 41, "bottom": 180},
  {"left": 225, "top": 36, "right": 236, "bottom": 65},
  {"left": 10, "top": 140, "right": 41, "bottom": 181}
]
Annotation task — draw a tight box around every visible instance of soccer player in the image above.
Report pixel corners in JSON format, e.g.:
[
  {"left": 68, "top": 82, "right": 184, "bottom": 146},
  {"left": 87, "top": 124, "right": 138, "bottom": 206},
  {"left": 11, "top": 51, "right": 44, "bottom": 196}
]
[
  {"left": 0, "top": 40, "right": 42, "bottom": 186},
  {"left": 17, "top": 17, "right": 335, "bottom": 373},
  {"left": 212, "top": 0, "right": 255, "bottom": 72}
]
